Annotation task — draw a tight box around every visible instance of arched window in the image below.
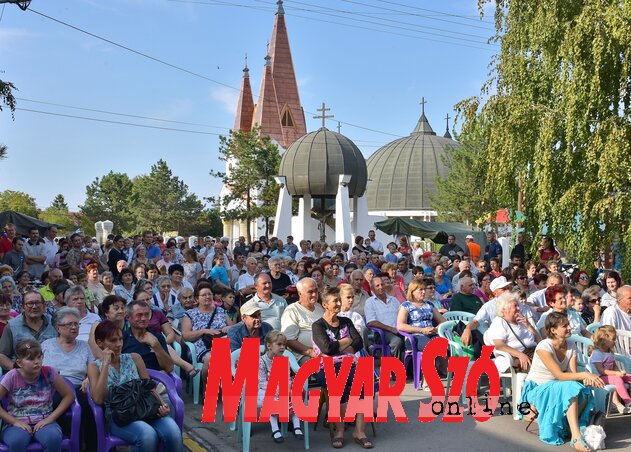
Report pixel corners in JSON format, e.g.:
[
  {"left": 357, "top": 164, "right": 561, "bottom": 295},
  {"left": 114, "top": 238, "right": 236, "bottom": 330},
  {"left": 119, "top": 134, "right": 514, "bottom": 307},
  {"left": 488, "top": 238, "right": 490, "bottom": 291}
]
[{"left": 281, "top": 105, "right": 295, "bottom": 127}]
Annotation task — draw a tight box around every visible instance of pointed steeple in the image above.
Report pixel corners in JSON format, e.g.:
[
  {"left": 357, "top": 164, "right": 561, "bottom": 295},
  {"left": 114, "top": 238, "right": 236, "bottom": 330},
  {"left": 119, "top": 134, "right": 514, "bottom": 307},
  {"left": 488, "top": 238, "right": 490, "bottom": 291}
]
[
  {"left": 412, "top": 98, "right": 436, "bottom": 135},
  {"left": 267, "top": 0, "right": 306, "bottom": 147},
  {"left": 233, "top": 56, "right": 255, "bottom": 132},
  {"left": 253, "top": 52, "right": 283, "bottom": 143},
  {"left": 443, "top": 113, "right": 452, "bottom": 139}
]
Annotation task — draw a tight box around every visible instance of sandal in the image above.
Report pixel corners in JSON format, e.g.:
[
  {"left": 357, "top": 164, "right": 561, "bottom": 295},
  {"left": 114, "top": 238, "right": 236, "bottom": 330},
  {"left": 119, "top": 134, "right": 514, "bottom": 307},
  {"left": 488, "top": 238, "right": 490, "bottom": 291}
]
[
  {"left": 330, "top": 429, "right": 344, "bottom": 449},
  {"left": 353, "top": 437, "right": 374, "bottom": 449},
  {"left": 272, "top": 430, "right": 284, "bottom": 444},
  {"left": 188, "top": 367, "right": 200, "bottom": 377},
  {"left": 569, "top": 437, "right": 591, "bottom": 452},
  {"left": 293, "top": 427, "right": 304, "bottom": 440}
]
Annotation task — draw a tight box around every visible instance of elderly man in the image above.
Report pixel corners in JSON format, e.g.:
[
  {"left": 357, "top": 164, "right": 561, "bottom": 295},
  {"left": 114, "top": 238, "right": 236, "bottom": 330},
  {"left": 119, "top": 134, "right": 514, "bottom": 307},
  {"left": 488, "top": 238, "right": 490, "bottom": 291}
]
[
  {"left": 281, "top": 277, "right": 324, "bottom": 364},
  {"left": 348, "top": 269, "right": 370, "bottom": 316},
  {"left": 122, "top": 299, "right": 174, "bottom": 373},
  {"left": 449, "top": 277, "right": 483, "bottom": 316},
  {"left": 268, "top": 256, "right": 292, "bottom": 296},
  {"left": 0, "top": 290, "right": 57, "bottom": 370},
  {"left": 451, "top": 260, "right": 473, "bottom": 294},
  {"left": 250, "top": 273, "right": 287, "bottom": 330},
  {"left": 39, "top": 268, "right": 64, "bottom": 302},
  {"left": 229, "top": 254, "right": 246, "bottom": 288},
  {"left": 23, "top": 227, "right": 47, "bottom": 280},
  {"left": 270, "top": 240, "right": 290, "bottom": 258},
  {"left": 64, "top": 285, "right": 102, "bottom": 357},
  {"left": 228, "top": 300, "right": 274, "bottom": 351},
  {"left": 602, "top": 285, "right": 631, "bottom": 333},
  {"left": 237, "top": 257, "right": 259, "bottom": 298},
  {"left": 365, "top": 275, "right": 405, "bottom": 360}
]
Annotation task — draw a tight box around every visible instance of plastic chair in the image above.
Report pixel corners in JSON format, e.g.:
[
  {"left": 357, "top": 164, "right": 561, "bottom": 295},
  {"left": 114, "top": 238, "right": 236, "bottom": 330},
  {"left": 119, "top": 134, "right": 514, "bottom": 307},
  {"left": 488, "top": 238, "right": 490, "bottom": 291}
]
[
  {"left": 365, "top": 324, "right": 392, "bottom": 358},
  {"left": 437, "top": 320, "right": 474, "bottom": 405},
  {"left": 615, "top": 330, "right": 631, "bottom": 361},
  {"left": 397, "top": 330, "right": 424, "bottom": 390},
  {"left": 482, "top": 330, "right": 527, "bottom": 420},
  {"left": 231, "top": 348, "right": 310, "bottom": 452},
  {"left": 443, "top": 311, "right": 475, "bottom": 323},
  {"left": 586, "top": 322, "right": 602, "bottom": 335},
  {"left": 0, "top": 376, "right": 81, "bottom": 452},
  {"left": 87, "top": 372, "right": 184, "bottom": 452},
  {"left": 184, "top": 341, "right": 204, "bottom": 404}
]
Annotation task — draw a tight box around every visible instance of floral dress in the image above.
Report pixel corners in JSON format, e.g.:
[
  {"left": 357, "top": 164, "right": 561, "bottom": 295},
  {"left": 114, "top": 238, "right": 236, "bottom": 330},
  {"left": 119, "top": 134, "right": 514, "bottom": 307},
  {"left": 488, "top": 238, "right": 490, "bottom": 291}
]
[{"left": 185, "top": 307, "right": 227, "bottom": 360}]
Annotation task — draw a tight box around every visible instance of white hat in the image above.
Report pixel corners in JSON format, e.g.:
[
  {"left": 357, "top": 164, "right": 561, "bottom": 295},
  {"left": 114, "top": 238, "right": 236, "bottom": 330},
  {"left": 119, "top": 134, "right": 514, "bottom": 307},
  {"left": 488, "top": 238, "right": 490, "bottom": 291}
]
[
  {"left": 465, "top": 234, "right": 474, "bottom": 240},
  {"left": 490, "top": 276, "right": 512, "bottom": 293},
  {"left": 240, "top": 300, "right": 261, "bottom": 316}
]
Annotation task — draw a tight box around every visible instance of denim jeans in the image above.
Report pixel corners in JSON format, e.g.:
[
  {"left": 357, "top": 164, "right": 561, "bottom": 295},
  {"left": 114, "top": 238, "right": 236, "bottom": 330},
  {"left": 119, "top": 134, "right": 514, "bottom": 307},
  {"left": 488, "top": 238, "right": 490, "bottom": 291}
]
[
  {"left": 1, "top": 423, "right": 62, "bottom": 452},
  {"left": 110, "top": 415, "right": 182, "bottom": 452}
]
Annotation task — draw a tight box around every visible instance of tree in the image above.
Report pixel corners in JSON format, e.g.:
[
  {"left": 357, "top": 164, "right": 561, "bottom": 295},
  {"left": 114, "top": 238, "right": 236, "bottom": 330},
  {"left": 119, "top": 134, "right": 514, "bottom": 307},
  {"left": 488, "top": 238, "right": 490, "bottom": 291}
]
[
  {"left": 80, "top": 172, "right": 137, "bottom": 234},
  {"left": 0, "top": 190, "right": 39, "bottom": 217},
  {"left": 1, "top": 80, "right": 17, "bottom": 160},
  {"left": 132, "top": 159, "right": 204, "bottom": 234},
  {"left": 40, "top": 194, "right": 71, "bottom": 228},
  {"left": 430, "top": 123, "right": 498, "bottom": 224},
  {"left": 178, "top": 208, "right": 223, "bottom": 238},
  {"left": 209, "top": 126, "right": 281, "bottom": 241},
  {"left": 458, "top": 0, "right": 631, "bottom": 278}
]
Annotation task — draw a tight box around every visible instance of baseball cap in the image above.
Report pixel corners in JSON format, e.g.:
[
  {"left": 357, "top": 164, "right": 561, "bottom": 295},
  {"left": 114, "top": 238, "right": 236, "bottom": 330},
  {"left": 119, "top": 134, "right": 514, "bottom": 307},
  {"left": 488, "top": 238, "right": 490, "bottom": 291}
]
[
  {"left": 490, "top": 276, "right": 512, "bottom": 293},
  {"left": 240, "top": 300, "right": 261, "bottom": 316},
  {"left": 466, "top": 234, "right": 474, "bottom": 240}
]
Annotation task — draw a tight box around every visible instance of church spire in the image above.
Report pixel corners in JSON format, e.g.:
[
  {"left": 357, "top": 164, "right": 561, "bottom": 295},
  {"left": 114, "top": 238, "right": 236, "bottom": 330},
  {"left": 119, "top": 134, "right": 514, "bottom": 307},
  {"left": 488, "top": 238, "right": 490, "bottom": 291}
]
[
  {"left": 253, "top": 51, "right": 283, "bottom": 143},
  {"left": 232, "top": 55, "right": 254, "bottom": 132},
  {"left": 443, "top": 113, "right": 452, "bottom": 139},
  {"left": 276, "top": 0, "right": 284, "bottom": 15},
  {"left": 412, "top": 97, "right": 436, "bottom": 135}
]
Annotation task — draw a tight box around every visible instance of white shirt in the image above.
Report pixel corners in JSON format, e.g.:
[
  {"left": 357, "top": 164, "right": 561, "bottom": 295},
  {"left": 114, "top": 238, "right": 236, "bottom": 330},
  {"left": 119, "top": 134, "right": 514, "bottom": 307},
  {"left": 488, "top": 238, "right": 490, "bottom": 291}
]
[
  {"left": 252, "top": 293, "right": 287, "bottom": 330},
  {"left": 42, "top": 237, "right": 59, "bottom": 266},
  {"left": 236, "top": 272, "right": 256, "bottom": 291},
  {"left": 370, "top": 240, "right": 384, "bottom": 253},
  {"left": 485, "top": 316, "right": 537, "bottom": 372},
  {"left": 536, "top": 309, "right": 586, "bottom": 336},
  {"left": 526, "top": 339, "right": 576, "bottom": 385},
  {"left": 601, "top": 292, "right": 618, "bottom": 309},
  {"left": 602, "top": 304, "right": 631, "bottom": 332},
  {"left": 365, "top": 294, "right": 399, "bottom": 328},
  {"left": 79, "top": 312, "right": 101, "bottom": 343},
  {"left": 295, "top": 251, "right": 314, "bottom": 261},
  {"left": 280, "top": 302, "right": 324, "bottom": 361}
]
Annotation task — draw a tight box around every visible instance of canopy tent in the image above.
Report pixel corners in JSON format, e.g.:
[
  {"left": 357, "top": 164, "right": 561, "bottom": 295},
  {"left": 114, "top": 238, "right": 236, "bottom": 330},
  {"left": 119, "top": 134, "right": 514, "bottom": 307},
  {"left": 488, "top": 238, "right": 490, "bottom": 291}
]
[
  {"left": 0, "top": 211, "right": 62, "bottom": 236},
  {"left": 374, "top": 218, "right": 486, "bottom": 247}
]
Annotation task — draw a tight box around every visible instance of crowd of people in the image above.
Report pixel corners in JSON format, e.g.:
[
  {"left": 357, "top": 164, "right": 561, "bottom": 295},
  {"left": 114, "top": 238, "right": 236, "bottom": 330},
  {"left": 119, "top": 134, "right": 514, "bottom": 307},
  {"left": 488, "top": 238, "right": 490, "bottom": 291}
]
[{"left": 0, "top": 222, "right": 629, "bottom": 451}]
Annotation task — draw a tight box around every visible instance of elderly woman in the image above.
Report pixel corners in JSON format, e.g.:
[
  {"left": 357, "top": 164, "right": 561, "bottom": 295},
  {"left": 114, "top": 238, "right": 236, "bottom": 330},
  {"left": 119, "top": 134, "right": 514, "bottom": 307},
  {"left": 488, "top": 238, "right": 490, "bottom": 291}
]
[
  {"left": 181, "top": 281, "right": 230, "bottom": 381},
  {"left": 114, "top": 267, "right": 135, "bottom": 303},
  {"left": 397, "top": 279, "right": 446, "bottom": 353},
  {"left": 15, "top": 271, "right": 32, "bottom": 294},
  {"left": 485, "top": 292, "right": 540, "bottom": 372},
  {"left": 131, "top": 245, "right": 149, "bottom": 269},
  {"left": 42, "top": 306, "right": 97, "bottom": 450},
  {"left": 579, "top": 286, "right": 602, "bottom": 325},
  {"left": 0, "top": 275, "right": 22, "bottom": 313},
  {"left": 312, "top": 288, "right": 371, "bottom": 449},
  {"left": 573, "top": 271, "right": 590, "bottom": 294},
  {"left": 99, "top": 295, "right": 127, "bottom": 330},
  {"left": 536, "top": 285, "right": 589, "bottom": 337},
  {"left": 152, "top": 275, "right": 178, "bottom": 316},
  {"left": 63, "top": 285, "right": 101, "bottom": 353},
  {"left": 0, "top": 294, "right": 14, "bottom": 336},
  {"left": 322, "top": 261, "right": 342, "bottom": 288},
  {"left": 520, "top": 312, "right": 603, "bottom": 450},
  {"left": 97, "top": 270, "right": 116, "bottom": 301},
  {"left": 88, "top": 321, "right": 183, "bottom": 452}
]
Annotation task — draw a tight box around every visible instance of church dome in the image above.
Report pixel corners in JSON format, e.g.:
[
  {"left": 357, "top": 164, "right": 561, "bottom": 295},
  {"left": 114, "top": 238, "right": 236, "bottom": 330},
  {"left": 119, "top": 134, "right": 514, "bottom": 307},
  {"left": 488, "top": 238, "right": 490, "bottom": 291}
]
[
  {"left": 366, "top": 111, "right": 458, "bottom": 212},
  {"left": 279, "top": 127, "right": 368, "bottom": 197}
]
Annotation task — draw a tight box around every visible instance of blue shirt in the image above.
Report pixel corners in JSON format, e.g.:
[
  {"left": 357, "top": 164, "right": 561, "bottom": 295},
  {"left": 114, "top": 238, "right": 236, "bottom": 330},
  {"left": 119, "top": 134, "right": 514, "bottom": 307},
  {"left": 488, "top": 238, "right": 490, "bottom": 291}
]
[
  {"left": 146, "top": 244, "right": 161, "bottom": 260},
  {"left": 210, "top": 266, "right": 229, "bottom": 287},
  {"left": 487, "top": 241, "right": 503, "bottom": 264},
  {"left": 227, "top": 321, "right": 274, "bottom": 352},
  {"left": 122, "top": 329, "right": 169, "bottom": 371}
]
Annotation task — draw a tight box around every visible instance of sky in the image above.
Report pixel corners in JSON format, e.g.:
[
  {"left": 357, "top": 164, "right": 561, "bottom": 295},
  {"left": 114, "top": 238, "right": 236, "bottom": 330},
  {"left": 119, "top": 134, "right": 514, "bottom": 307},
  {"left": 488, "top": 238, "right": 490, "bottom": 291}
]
[{"left": 0, "top": 0, "right": 499, "bottom": 211}]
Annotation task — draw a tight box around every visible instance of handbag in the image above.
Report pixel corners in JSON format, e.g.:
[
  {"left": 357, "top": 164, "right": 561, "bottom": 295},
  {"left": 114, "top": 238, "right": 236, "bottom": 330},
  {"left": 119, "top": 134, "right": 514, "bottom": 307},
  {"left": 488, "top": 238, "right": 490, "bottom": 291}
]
[
  {"left": 200, "top": 307, "right": 225, "bottom": 350},
  {"left": 108, "top": 378, "right": 163, "bottom": 426},
  {"left": 504, "top": 320, "right": 536, "bottom": 363}
]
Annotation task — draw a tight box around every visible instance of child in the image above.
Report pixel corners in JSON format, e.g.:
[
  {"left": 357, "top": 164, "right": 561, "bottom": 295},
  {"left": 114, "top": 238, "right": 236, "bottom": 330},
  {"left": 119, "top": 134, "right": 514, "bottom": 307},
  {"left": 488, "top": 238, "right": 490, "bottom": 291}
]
[
  {"left": 259, "top": 331, "right": 303, "bottom": 444},
  {"left": 221, "top": 289, "right": 239, "bottom": 325},
  {"left": 0, "top": 339, "right": 74, "bottom": 451},
  {"left": 211, "top": 286, "right": 224, "bottom": 308},
  {"left": 590, "top": 326, "right": 631, "bottom": 414}
]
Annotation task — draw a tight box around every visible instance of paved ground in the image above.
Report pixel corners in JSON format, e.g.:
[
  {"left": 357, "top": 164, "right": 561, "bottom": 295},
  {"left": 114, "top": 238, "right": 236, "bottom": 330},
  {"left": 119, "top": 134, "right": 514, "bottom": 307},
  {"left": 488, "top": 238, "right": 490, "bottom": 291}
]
[{"left": 181, "top": 381, "right": 631, "bottom": 452}]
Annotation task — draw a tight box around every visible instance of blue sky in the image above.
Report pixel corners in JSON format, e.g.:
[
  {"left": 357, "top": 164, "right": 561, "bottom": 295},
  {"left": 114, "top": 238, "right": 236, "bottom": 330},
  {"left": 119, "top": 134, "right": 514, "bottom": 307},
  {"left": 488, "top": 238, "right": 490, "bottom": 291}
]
[{"left": 0, "top": 0, "right": 498, "bottom": 211}]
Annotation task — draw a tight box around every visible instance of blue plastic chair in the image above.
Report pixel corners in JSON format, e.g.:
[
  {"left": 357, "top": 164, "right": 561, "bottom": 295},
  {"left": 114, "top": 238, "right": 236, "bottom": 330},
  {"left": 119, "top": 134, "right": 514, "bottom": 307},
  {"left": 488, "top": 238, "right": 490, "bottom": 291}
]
[
  {"left": 184, "top": 341, "right": 204, "bottom": 404},
  {"left": 586, "top": 322, "right": 602, "bottom": 335},
  {"left": 443, "top": 311, "right": 475, "bottom": 323}
]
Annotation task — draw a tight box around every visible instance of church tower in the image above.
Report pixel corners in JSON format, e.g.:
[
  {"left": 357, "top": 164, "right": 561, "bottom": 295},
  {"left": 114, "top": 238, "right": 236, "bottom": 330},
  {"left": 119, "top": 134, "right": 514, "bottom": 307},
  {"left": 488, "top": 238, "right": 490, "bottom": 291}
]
[
  {"left": 235, "top": 0, "right": 306, "bottom": 148},
  {"left": 223, "top": 0, "right": 306, "bottom": 241}
]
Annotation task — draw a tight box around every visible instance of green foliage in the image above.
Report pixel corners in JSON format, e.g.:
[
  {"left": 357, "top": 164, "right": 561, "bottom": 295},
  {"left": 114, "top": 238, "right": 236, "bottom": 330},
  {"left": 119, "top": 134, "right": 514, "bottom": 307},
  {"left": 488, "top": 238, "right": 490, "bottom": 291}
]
[
  {"left": 460, "top": 0, "right": 631, "bottom": 278},
  {"left": 39, "top": 194, "right": 71, "bottom": 228},
  {"left": 0, "top": 80, "right": 17, "bottom": 118},
  {"left": 0, "top": 190, "right": 39, "bottom": 217},
  {"left": 80, "top": 171, "right": 137, "bottom": 234},
  {"left": 132, "top": 159, "right": 204, "bottom": 234},
  {"left": 178, "top": 208, "right": 223, "bottom": 238},
  {"left": 209, "top": 126, "right": 281, "bottom": 241},
  {"left": 0, "top": 144, "right": 6, "bottom": 161},
  {"left": 430, "top": 124, "right": 498, "bottom": 223}
]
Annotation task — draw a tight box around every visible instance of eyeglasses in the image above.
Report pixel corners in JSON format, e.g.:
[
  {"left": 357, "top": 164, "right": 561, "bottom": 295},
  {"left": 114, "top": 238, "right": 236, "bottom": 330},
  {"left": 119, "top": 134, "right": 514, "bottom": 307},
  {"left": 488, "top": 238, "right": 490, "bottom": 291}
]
[
  {"left": 579, "top": 276, "right": 589, "bottom": 281},
  {"left": 58, "top": 322, "right": 79, "bottom": 328}
]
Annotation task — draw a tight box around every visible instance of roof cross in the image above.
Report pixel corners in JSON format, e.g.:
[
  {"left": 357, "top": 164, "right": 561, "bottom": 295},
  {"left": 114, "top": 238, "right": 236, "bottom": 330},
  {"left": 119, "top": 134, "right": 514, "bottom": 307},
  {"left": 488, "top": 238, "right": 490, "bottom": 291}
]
[
  {"left": 420, "top": 97, "right": 427, "bottom": 115},
  {"left": 313, "top": 102, "right": 334, "bottom": 129},
  {"left": 337, "top": 121, "right": 342, "bottom": 133},
  {"left": 445, "top": 113, "right": 451, "bottom": 131}
]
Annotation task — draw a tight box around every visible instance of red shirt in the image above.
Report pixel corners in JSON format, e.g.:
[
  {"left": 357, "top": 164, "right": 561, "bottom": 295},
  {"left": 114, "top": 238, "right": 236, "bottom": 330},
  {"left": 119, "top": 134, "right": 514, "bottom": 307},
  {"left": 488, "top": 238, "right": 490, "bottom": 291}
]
[{"left": 0, "top": 237, "right": 13, "bottom": 254}]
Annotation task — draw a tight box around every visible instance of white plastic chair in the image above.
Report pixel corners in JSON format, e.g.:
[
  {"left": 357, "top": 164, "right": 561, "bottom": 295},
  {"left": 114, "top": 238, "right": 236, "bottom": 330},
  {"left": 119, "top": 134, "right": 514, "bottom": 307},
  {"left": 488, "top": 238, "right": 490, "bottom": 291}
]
[{"left": 615, "top": 330, "right": 631, "bottom": 362}]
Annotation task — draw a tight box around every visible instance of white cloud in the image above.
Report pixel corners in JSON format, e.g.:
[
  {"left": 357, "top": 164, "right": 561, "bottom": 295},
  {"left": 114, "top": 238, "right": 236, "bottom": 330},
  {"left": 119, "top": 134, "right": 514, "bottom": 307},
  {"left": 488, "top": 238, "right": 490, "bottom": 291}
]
[{"left": 210, "top": 86, "right": 238, "bottom": 115}]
